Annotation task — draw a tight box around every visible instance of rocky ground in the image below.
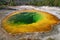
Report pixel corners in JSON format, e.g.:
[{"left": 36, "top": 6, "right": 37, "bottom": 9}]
[{"left": 0, "top": 6, "right": 60, "bottom": 40}]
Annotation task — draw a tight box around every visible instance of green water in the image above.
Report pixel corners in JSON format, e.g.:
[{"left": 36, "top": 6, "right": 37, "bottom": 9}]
[{"left": 7, "top": 12, "right": 43, "bottom": 25}]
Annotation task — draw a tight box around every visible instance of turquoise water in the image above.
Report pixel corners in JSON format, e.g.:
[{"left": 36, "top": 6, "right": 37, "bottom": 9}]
[{"left": 8, "top": 12, "right": 43, "bottom": 24}]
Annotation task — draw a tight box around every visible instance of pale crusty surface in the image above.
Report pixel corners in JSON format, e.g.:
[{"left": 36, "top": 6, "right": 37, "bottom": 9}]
[{"left": 0, "top": 6, "right": 60, "bottom": 40}]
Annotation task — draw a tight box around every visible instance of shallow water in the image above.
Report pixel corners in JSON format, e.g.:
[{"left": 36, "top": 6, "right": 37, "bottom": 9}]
[{"left": 0, "top": 6, "right": 60, "bottom": 40}]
